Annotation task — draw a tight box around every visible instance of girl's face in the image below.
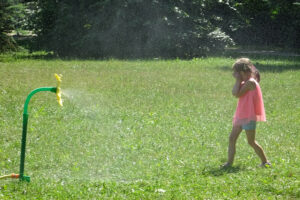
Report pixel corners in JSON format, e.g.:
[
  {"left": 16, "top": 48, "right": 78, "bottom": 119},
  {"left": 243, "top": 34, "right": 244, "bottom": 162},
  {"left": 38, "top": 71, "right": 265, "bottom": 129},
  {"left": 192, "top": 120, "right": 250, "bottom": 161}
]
[
  {"left": 233, "top": 71, "right": 241, "bottom": 80},
  {"left": 240, "top": 71, "right": 251, "bottom": 81},
  {"left": 232, "top": 70, "right": 251, "bottom": 81}
]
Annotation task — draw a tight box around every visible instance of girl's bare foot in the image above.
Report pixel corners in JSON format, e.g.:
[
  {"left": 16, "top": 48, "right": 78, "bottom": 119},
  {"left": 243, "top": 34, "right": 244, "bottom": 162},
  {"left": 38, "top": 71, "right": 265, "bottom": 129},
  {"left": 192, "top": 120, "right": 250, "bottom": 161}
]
[
  {"left": 221, "top": 162, "right": 232, "bottom": 168},
  {"left": 259, "top": 162, "right": 272, "bottom": 168}
]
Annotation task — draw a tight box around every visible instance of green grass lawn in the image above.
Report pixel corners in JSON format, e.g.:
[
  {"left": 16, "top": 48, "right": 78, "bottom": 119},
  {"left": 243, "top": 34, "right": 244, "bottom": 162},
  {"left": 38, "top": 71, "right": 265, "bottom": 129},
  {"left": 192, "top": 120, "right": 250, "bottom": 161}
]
[{"left": 0, "top": 53, "right": 299, "bottom": 199}]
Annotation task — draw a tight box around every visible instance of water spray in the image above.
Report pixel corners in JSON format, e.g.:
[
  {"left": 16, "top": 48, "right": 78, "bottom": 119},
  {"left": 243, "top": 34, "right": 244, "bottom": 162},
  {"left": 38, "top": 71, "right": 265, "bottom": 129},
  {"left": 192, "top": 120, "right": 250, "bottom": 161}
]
[{"left": 0, "top": 74, "right": 63, "bottom": 182}]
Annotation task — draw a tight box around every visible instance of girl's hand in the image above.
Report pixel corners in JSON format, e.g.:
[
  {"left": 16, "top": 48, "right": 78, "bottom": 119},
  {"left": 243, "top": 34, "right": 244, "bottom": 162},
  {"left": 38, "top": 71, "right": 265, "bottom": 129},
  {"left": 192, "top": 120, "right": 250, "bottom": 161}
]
[{"left": 233, "top": 71, "right": 242, "bottom": 82}]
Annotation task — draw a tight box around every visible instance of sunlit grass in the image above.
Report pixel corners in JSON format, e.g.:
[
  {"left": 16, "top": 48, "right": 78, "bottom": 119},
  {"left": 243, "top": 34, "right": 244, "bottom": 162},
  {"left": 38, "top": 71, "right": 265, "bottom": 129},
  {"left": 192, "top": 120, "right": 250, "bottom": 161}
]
[{"left": 0, "top": 54, "right": 299, "bottom": 199}]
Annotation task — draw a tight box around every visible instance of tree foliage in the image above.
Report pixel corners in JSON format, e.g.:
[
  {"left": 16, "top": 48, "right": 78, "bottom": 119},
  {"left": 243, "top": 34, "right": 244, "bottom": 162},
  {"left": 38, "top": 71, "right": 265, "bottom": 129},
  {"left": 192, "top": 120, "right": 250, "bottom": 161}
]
[
  {"left": 229, "top": 0, "right": 300, "bottom": 48},
  {"left": 0, "top": 0, "right": 17, "bottom": 52},
  {"left": 2, "top": 0, "right": 299, "bottom": 56},
  {"left": 0, "top": 0, "right": 33, "bottom": 52},
  {"left": 30, "top": 0, "right": 234, "bottom": 58}
]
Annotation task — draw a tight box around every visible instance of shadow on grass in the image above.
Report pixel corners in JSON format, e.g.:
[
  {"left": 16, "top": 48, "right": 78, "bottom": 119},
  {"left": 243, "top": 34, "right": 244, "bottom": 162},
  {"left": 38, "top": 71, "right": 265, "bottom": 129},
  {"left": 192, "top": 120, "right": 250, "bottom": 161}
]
[
  {"left": 202, "top": 166, "right": 243, "bottom": 177},
  {"left": 219, "top": 61, "right": 300, "bottom": 73},
  {"left": 255, "top": 63, "right": 300, "bottom": 72},
  {"left": 0, "top": 52, "right": 57, "bottom": 62},
  {"left": 224, "top": 48, "right": 300, "bottom": 59},
  {"left": 1, "top": 51, "right": 164, "bottom": 61},
  {"left": 14, "top": 52, "right": 57, "bottom": 60},
  {"left": 223, "top": 48, "right": 300, "bottom": 72}
]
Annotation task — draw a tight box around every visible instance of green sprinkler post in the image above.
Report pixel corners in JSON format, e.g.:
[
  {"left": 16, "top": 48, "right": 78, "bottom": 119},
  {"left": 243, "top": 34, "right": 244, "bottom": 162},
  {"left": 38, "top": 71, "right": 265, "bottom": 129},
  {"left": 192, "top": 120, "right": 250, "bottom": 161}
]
[{"left": 19, "top": 87, "right": 57, "bottom": 182}]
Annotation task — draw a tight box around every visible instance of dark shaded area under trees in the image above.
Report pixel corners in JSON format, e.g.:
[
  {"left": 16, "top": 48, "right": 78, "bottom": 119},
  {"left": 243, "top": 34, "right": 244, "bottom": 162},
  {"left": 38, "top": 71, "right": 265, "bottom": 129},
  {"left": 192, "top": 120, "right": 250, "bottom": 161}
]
[{"left": 1, "top": 0, "right": 300, "bottom": 58}]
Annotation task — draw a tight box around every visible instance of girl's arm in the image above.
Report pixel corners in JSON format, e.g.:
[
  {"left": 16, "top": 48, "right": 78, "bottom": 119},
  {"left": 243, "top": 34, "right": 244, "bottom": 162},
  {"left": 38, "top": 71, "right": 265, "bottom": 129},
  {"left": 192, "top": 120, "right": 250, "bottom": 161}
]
[
  {"left": 232, "top": 79, "right": 242, "bottom": 97},
  {"left": 232, "top": 79, "right": 256, "bottom": 98}
]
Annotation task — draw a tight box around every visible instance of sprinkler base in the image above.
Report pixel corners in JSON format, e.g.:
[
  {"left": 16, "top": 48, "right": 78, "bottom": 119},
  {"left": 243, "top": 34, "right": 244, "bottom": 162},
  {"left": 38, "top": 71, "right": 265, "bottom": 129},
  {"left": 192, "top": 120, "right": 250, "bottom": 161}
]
[{"left": 20, "top": 176, "right": 30, "bottom": 182}]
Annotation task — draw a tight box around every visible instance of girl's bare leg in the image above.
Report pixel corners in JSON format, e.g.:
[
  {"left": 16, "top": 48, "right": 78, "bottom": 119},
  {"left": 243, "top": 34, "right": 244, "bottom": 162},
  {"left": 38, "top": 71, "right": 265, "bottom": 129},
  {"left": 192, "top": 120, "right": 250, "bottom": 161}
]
[
  {"left": 226, "top": 126, "right": 243, "bottom": 165},
  {"left": 245, "top": 130, "right": 268, "bottom": 164}
]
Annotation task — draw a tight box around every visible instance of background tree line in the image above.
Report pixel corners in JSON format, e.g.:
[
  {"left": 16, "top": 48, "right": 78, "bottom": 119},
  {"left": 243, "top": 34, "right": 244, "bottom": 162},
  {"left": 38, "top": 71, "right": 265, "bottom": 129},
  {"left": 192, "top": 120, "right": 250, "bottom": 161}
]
[{"left": 1, "top": 0, "right": 300, "bottom": 58}]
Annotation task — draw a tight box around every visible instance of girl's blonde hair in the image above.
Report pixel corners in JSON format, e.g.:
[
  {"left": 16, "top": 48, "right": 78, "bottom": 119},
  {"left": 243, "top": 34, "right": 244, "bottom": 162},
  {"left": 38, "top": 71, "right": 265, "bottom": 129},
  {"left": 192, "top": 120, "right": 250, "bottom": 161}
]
[{"left": 233, "top": 58, "right": 260, "bottom": 82}]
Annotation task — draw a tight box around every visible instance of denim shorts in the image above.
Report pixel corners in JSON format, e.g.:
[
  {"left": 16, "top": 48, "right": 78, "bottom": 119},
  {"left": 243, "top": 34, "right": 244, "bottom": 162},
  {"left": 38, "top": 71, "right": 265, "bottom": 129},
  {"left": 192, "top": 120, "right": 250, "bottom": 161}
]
[{"left": 242, "top": 121, "right": 256, "bottom": 130}]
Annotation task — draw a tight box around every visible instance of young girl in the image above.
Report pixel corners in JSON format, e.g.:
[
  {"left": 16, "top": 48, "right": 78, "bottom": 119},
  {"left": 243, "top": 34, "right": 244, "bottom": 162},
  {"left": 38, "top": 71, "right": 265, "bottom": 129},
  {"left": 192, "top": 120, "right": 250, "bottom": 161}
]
[{"left": 223, "top": 58, "right": 271, "bottom": 168}]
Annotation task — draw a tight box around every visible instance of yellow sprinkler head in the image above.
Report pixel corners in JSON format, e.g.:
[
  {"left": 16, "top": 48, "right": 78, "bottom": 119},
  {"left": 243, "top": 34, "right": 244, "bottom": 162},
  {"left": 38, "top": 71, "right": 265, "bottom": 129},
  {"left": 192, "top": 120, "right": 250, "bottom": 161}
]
[{"left": 54, "top": 73, "right": 63, "bottom": 106}]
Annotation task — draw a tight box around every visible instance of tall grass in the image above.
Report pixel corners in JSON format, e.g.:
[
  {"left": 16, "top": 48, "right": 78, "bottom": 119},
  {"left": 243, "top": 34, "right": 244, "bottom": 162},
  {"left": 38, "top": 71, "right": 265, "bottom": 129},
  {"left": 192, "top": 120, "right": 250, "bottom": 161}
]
[{"left": 0, "top": 54, "right": 299, "bottom": 199}]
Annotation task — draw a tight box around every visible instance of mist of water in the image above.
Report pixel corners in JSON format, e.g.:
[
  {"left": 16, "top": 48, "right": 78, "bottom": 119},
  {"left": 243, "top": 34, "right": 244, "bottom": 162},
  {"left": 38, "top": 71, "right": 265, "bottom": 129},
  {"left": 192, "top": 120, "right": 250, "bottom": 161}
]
[{"left": 43, "top": 88, "right": 145, "bottom": 182}]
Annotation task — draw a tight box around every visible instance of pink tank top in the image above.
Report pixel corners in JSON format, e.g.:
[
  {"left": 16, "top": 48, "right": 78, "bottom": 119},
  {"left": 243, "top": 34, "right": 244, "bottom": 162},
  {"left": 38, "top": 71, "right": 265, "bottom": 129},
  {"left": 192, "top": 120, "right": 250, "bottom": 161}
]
[{"left": 233, "top": 78, "right": 266, "bottom": 126}]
